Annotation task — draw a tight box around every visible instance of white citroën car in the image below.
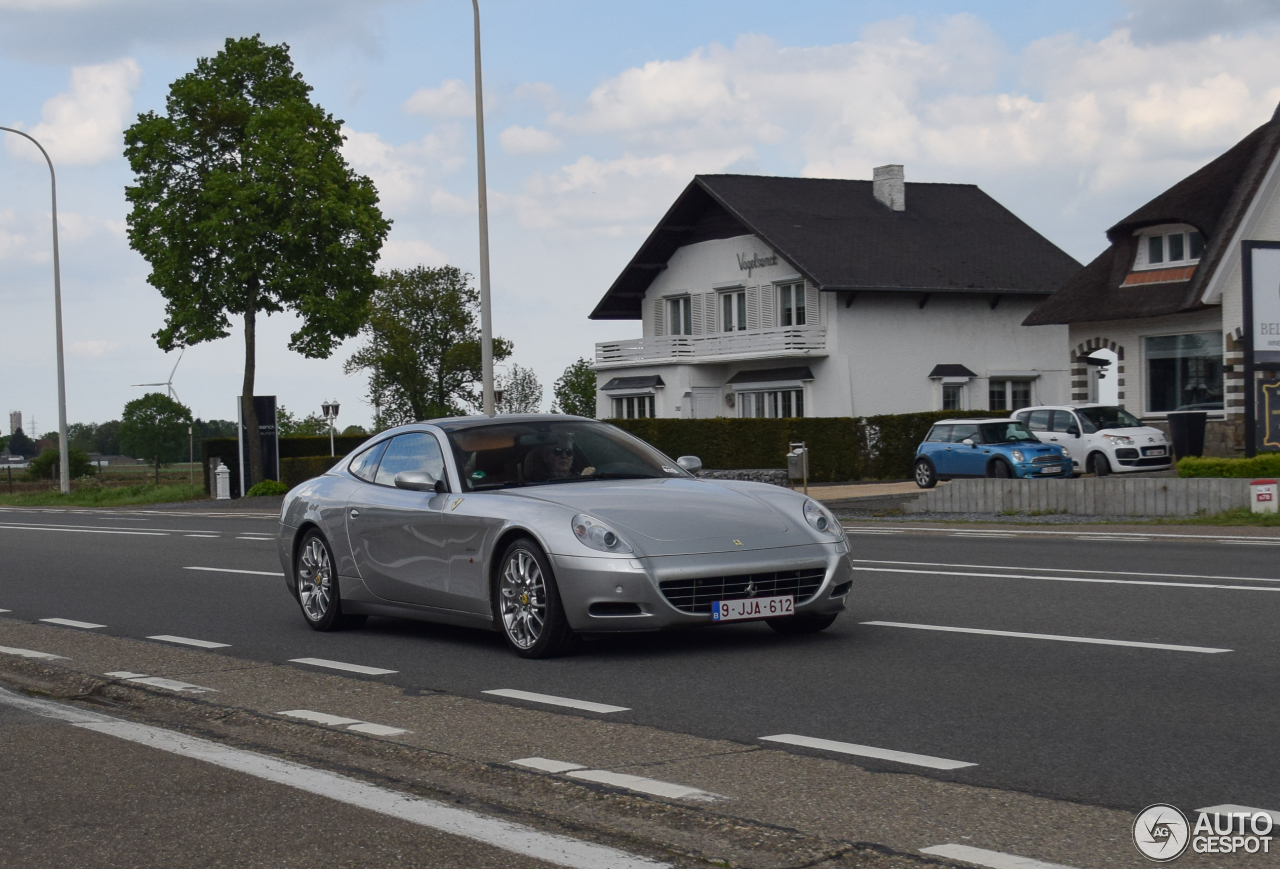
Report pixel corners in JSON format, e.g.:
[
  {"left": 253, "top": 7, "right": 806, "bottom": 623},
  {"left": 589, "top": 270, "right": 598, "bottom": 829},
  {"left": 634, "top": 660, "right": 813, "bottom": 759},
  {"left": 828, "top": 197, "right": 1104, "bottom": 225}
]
[{"left": 1014, "top": 405, "right": 1172, "bottom": 476}]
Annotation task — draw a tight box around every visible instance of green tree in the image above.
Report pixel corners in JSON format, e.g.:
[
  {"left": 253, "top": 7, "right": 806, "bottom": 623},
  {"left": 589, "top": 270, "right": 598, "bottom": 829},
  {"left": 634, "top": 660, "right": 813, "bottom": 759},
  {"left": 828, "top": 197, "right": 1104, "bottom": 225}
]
[
  {"left": 341, "top": 424, "right": 369, "bottom": 436},
  {"left": 552, "top": 358, "right": 597, "bottom": 417},
  {"left": 94, "top": 420, "right": 122, "bottom": 455},
  {"left": 124, "top": 35, "right": 390, "bottom": 489},
  {"left": 277, "top": 404, "right": 328, "bottom": 437},
  {"left": 193, "top": 418, "right": 238, "bottom": 440},
  {"left": 7, "top": 427, "right": 36, "bottom": 457},
  {"left": 67, "top": 422, "right": 98, "bottom": 453},
  {"left": 499, "top": 363, "right": 543, "bottom": 413},
  {"left": 345, "top": 266, "right": 512, "bottom": 423},
  {"left": 27, "top": 448, "right": 96, "bottom": 482},
  {"left": 120, "top": 393, "right": 194, "bottom": 484}
]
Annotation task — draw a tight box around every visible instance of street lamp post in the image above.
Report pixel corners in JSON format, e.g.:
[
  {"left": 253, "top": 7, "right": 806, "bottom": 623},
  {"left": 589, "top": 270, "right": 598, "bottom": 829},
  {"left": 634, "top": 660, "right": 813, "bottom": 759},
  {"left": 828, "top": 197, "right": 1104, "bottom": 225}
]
[
  {"left": 321, "top": 400, "right": 339, "bottom": 457},
  {"left": 472, "top": 0, "right": 495, "bottom": 417},
  {"left": 1, "top": 126, "right": 70, "bottom": 494}
]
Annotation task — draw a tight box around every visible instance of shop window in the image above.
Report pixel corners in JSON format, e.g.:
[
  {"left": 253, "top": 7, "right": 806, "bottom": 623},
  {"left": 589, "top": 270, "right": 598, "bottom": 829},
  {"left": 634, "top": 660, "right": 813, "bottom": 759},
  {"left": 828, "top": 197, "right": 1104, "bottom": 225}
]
[
  {"left": 613, "top": 395, "right": 656, "bottom": 419},
  {"left": 988, "top": 380, "right": 1032, "bottom": 411},
  {"left": 721, "top": 290, "right": 746, "bottom": 332},
  {"left": 667, "top": 297, "right": 692, "bottom": 336},
  {"left": 1145, "top": 333, "right": 1223, "bottom": 412},
  {"left": 778, "top": 282, "right": 806, "bottom": 327},
  {"left": 942, "top": 383, "right": 962, "bottom": 411},
  {"left": 738, "top": 389, "right": 804, "bottom": 418}
]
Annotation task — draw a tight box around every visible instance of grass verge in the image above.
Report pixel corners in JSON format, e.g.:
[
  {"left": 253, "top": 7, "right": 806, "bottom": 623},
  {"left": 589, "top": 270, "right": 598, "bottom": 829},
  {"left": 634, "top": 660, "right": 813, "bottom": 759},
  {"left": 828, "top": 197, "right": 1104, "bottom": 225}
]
[{"left": 0, "top": 484, "right": 203, "bottom": 508}]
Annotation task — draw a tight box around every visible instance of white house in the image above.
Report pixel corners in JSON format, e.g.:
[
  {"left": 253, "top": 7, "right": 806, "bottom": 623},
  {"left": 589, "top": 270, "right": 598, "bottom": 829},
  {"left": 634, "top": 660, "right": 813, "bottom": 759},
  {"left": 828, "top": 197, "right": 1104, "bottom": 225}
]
[{"left": 590, "top": 168, "right": 1080, "bottom": 420}]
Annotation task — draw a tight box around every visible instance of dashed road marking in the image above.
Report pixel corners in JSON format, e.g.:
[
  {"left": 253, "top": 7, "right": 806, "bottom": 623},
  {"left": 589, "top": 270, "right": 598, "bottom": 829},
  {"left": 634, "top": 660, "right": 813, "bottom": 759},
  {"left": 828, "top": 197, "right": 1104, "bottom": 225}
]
[
  {"left": 236, "top": 536, "right": 274, "bottom": 541},
  {"left": 147, "top": 635, "right": 230, "bottom": 649},
  {"left": 512, "top": 758, "right": 588, "bottom": 773},
  {"left": 0, "top": 522, "right": 167, "bottom": 536},
  {"left": 920, "top": 844, "right": 1078, "bottom": 869},
  {"left": 0, "top": 645, "right": 66, "bottom": 659},
  {"left": 184, "top": 533, "right": 220, "bottom": 538},
  {"left": 348, "top": 722, "right": 410, "bottom": 736},
  {"left": 279, "top": 709, "right": 410, "bottom": 736},
  {"left": 861, "top": 621, "right": 1232, "bottom": 654},
  {"left": 483, "top": 689, "right": 629, "bottom": 714},
  {"left": 760, "top": 734, "right": 976, "bottom": 770},
  {"left": 1221, "top": 539, "right": 1280, "bottom": 546},
  {"left": 565, "top": 769, "right": 719, "bottom": 802},
  {"left": 1195, "top": 804, "right": 1280, "bottom": 825},
  {"left": 105, "top": 671, "right": 217, "bottom": 693},
  {"left": 848, "top": 558, "right": 1280, "bottom": 586},
  {"left": 288, "top": 658, "right": 397, "bottom": 676},
  {"left": 0, "top": 608, "right": 9, "bottom": 613},
  {"left": 0, "top": 688, "right": 668, "bottom": 869},
  {"left": 40, "top": 618, "right": 105, "bottom": 629},
  {"left": 185, "top": 566, "right": 285, "bottom": 577},
  {"left": 845, "top": 564, "right": 1280, "bottom": 593}
]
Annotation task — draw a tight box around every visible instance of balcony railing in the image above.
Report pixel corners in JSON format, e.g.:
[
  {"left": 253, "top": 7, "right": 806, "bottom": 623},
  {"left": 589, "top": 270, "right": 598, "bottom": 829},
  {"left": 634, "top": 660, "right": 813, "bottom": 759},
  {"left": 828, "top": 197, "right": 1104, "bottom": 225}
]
[{"left": 596, "top": 325, "right": 826, "bottom": 367}]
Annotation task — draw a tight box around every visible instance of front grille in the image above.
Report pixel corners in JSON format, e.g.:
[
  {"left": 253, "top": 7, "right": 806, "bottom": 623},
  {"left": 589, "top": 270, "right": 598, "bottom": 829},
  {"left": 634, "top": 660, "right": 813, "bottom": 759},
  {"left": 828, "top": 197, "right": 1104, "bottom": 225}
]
[
  {"left": 1031, "top": 455, "right": 1062, "bottom": 465},
  {"left": 659, "top": 568, "right": 827, "bottom": 614},
  {"left": 1115, "top": 448, "right": 1139, "bottom": 459}
]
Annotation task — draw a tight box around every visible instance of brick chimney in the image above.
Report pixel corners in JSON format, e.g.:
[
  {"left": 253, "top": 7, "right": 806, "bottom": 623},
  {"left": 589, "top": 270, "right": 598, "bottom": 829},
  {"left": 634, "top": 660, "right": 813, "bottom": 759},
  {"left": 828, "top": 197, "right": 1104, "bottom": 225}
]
[{"left": 873, "top": 164, "right": 905, "bottom": 211}]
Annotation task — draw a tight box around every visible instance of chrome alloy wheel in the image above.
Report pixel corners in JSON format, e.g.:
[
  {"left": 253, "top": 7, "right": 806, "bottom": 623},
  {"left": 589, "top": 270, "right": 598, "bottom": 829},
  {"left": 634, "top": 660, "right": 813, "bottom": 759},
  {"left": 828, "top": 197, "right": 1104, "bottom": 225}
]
[
  {"left": 297, "top": 537, "right": 333, "bottom": 622},
  {"left": 500, "top": 549, "right": 547, "bottom": 649},
  {"left": 915, "top": 462, "right": 931, "bottom": 486}
]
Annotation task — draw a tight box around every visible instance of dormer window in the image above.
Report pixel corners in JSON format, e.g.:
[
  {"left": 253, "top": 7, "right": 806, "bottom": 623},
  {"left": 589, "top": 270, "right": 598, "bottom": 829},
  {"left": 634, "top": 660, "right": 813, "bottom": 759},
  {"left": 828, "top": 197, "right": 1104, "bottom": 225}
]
[{"left": 1135, "top": 225, "right": 1205, "bottom": 270}]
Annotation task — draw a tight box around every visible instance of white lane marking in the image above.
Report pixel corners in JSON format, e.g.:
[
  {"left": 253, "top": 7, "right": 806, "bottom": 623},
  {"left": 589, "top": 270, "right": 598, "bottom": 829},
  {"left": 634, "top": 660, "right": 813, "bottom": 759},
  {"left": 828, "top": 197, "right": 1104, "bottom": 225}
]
[
  {"left": 1195, "top": 804, "right": 1280, "bottom": 825},
  {"left": 564, "top": 770, "right": 719, "bottom": 802},
  {"left": 0, "top": 645, "right": 66, "bottom": 659},
  {"left": 289, "top": 658, "right": 397, "bottom": 676},
  {"left": 0, "top": 608, "right": 10, "bottom": 613},
  {"left": 951, "top": 533, "right": 1018, "bottom": 539},
  {"left": 848, "top": 558, "right": 1280, "bottom": 586},
  {"left": 846, "top": 565, "right": 1280, "bottom": 593},
  {"left": 483, "top": 689, "right": 629, "bottom": 714},
  {"left": 1076, "top": 536, "right": 1150, "bottom": 542},
  {"left": 843, "top": 523, "right": 1280, "bottom": 544},
  {"left": 185, "top": 566, "right": 285, "bottom": 577},
  {"left": 760, "top": 734, "right": 975, "bottom": 770},
  {"left": 280, "top": 709, "right": 363, "bottom": 726},
  {"left": 147, "top": 635, "right": 230, "bottom": 649},
  {"left": 0, "top": 519, "right": 258, "bottom": 533},
  {"left": 184, "top": 533, "right": 220, "bottom": 538},
  {"left": 236, "top": 536, "right": 274, "bottom": 541},
  {"left": 920, "top": 844, "right": 1078, "bottom": 869},
  {"left": 860, "top": 621, "right": 1232, "bottom": 654},
  {"left": 347, "top": 722, "right": 410, "bottom": 736},
  {"left": 40, "top": 618, "right": 105, "bottom": 629},
  {"left": 0, "top": 688, "right": 667, "bottom": 869},
  {"left": 513, "top": 758, "right": 588, "bottom": 773},
  {"left": 0, "top": 523, "right": 167, "bottom": 536},
  {"left": 105, "top": 671, "right": 217, "bottom": 693},
  {"left": 843, "top": 529, "right": 904, "bottom": 535},
  {"left": 1221, "top": 539, "right": 1280, "bottom": 546}
]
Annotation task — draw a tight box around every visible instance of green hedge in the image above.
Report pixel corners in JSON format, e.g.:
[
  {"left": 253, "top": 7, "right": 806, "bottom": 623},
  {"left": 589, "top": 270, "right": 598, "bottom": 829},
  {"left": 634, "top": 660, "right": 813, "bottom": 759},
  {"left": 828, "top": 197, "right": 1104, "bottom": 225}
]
[
  {"left": 281, "top": 455, "right": 344, "bottom": 489},
  {"left": 1178, "top": 455, "right": 1280, "bottom": 478}
]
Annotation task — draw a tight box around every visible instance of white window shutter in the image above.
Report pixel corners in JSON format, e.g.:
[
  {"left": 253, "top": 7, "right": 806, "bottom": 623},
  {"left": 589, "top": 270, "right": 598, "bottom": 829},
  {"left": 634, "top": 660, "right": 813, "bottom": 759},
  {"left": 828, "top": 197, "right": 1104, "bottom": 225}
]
[
  {"left": 653, "top": 298, "right": 664, "bottom": 337},
  {"left": 691, "top": 294, "right": 703, "bottom": 334},
  {"left": 747, "top": 288, "right": 760, "bottom": 329},
  {"left": 705, "top": 293, "right": 716, "bottom": 331},
  {"left": 760, "top": 285, "right": 774, "bottom": 329},
  {"left": 806, "top": 285, "right": 819, "bottom": 325}
]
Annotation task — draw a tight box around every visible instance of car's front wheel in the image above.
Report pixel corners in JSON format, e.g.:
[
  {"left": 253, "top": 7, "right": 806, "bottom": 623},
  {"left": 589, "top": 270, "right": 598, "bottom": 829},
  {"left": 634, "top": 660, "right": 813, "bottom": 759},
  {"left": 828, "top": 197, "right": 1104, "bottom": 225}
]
[
  {"left": 295, "top": 530, "right": 365, "bottom": 631},
  {"left": 1090, "top": 453, "right": 1111, "bottom": 477},
  {"left": 988, "top": 459, "right": 1013, "bottom": 478},
  {"left": 766, "top": 613, "right": 838, "bottom": 634},
  {"left": 914, "top": 458, "right": 938, "bottom": 489},
  {"left": 496, "top": 537, "right": 580, "bottom": 658}
]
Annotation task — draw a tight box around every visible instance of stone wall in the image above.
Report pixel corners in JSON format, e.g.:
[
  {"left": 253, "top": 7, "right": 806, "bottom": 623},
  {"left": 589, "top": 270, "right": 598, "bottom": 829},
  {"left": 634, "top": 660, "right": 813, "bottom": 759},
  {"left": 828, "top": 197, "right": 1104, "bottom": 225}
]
[
  {"left": 696, "top": 468, "right": 791, "bottom": 487},
  {"left": 905, "top": 477, "right": 1251, "bottom": 516}
]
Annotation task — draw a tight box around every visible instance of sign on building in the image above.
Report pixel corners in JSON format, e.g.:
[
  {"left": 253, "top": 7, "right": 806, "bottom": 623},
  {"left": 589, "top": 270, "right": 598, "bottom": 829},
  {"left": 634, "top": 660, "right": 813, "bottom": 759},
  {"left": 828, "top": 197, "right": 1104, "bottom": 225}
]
[{"left": 1241, "top": 242, "right": 1280, "bottom": 454}]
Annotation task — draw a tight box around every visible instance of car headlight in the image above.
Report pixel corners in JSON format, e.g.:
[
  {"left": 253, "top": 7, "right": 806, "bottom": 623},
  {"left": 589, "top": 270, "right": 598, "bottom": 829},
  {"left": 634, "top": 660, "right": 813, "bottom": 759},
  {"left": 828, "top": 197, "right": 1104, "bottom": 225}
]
[
  {"left": 1103, "top": 435, "right": 1134, "bottom": 445},
  {"left": 803, "top": 499, "right": 842, "bottom": 537},
  {"left": 571, "top": 514, "right": 632, "bottom": 554},
  {"left": 1011, "top": 450, "right": 1026, "bottom": 463},
  {"left": 1059, "top": 446, "right": 1071, "bottom": 458}
]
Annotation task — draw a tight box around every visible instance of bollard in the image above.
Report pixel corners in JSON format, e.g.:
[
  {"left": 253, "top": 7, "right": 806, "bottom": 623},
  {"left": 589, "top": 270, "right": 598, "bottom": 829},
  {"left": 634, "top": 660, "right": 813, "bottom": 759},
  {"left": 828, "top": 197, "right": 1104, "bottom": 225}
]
[
  {"left": 1250, "top": 478, "right": 1277, "bottom": 514},
  {"left": 215, "top": 463, "right": 231, "bottom": 500},
  {"left": 787, "top": 442, "right": 809, "bottom": 495}
]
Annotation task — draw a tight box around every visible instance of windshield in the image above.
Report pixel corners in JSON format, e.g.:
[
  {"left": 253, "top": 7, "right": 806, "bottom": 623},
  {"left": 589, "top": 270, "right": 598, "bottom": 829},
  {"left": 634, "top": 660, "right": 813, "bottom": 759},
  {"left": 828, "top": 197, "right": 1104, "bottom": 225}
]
[
  {"left": 445, "top": 420, "right": 690, "bottom": 491},
  {"left": 1077, "top": 406, "right": 1142, "bottom": 433},
  {"left": 978, "top": 421, "right": 1039, "bottom": 444}
]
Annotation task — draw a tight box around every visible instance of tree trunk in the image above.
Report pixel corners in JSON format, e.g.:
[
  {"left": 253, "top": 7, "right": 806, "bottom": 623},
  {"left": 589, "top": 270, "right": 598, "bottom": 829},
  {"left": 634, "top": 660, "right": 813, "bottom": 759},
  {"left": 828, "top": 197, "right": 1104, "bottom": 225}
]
[{"left": 243, "top": 284, "right": 264, "bottom": 489}]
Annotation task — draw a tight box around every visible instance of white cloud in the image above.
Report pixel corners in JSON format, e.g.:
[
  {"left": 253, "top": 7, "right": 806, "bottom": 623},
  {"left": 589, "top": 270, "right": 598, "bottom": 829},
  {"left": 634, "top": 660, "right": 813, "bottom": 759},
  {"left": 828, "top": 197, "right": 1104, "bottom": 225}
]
[
  {"left": 71, "top": 339, "right": 121, "bottom": 357},
  {"left": 341, "top": 126, "right": 467, "bottom": 209},
  {"left": 377, "top": 238, "right": 450, "bottom": 270},
  {"left": 403, "top": 79, "right": 474, "bottom": 118},
  {"left": 500, "top": 125, "right": 561, "bottom": 155},
  {"left": 9, "top": 58, "right": 141, "bottom": 165}
]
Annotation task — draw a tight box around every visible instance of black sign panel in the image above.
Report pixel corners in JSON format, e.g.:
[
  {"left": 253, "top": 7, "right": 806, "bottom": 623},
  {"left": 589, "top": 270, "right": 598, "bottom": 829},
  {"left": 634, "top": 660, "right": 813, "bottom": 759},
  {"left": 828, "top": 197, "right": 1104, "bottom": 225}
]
[{"left": 238, "top": 395, "right": 279, "bottom": 494}]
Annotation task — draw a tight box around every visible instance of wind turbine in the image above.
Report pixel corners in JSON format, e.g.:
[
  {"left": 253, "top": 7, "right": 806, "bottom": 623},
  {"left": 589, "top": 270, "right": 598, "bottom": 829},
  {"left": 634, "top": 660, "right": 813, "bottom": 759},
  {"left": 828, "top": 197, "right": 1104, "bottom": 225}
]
[{"left": 132, "top": 348, "right": 185, "bottom": 403}]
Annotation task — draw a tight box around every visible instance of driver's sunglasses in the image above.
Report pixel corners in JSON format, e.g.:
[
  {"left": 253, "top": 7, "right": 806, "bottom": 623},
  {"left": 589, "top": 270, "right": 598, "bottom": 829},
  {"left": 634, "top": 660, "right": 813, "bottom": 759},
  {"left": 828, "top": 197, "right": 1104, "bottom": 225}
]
[{"left": 551, "top": 447, "right": 573, "bottom": 457}]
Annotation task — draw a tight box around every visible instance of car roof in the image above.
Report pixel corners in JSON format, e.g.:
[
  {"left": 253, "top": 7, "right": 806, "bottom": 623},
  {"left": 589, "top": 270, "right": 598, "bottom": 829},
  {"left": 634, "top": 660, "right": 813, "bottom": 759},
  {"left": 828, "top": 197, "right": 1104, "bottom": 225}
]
[
  {"left": 423, "top": 413, "right": 598, "bottom": 433},
  {"left": 931, "top": 418, "right": 1020, "bottom": 425}
]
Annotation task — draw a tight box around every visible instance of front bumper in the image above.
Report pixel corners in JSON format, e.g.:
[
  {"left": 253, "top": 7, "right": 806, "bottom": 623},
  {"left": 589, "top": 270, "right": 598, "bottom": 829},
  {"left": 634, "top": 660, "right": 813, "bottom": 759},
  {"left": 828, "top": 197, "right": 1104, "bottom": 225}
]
[
  {"left": 550, "top": 542, "right": 853, "bottom": 632},
  {"left": 1012, "top": 460, "right": 1073, "bottom": 478}
]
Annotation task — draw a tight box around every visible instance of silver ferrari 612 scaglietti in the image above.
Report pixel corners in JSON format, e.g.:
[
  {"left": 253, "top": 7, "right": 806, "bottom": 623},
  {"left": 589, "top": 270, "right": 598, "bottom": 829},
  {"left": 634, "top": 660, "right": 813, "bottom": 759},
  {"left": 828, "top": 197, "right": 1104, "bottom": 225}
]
[{"left": 277, "top": 415, "right": 853, "bottom": 658}]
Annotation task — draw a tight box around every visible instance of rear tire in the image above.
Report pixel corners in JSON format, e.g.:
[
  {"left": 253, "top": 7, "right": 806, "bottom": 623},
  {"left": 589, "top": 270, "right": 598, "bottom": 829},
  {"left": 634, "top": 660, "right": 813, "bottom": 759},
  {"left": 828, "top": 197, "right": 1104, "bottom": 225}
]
[
  {"left": 495, "top": 537, "right": 580, "bottom": 659},
  {"left": 988, "top": 459, "right": 1013, "bottom": 478},
  {"left": 767, "top": 613, "right": 838, "bottom": 635},
  {"left": 1090, "top": 453, "right": 1111, "bottom": 477},
  {"left": 913, "top": 459, "right": 938, "bottom": 489},
  {"left": 295, "top": 530, "right": 361, "bottom": 632}
]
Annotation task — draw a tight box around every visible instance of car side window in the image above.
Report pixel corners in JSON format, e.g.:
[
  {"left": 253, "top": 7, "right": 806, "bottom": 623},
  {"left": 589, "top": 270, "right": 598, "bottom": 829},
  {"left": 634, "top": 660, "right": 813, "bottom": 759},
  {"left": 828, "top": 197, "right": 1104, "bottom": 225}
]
[
  {"left": 1049, "top": 410, "right": 1076, "bottom": 432},
  {"left": 1026, "top": 410, "right": 1051, "bottom": 431},
  {"left": 925, "top": 425, "right": 950, "bottom": 443},
  {"left": 348, "top": 440, "right": 388, "bottom": 483},
  {"left": 374, "top": 432, "right": 447, "bottom": 488},
  {"left": 951, "top": 424, "right": 979, "bottom": 443}
]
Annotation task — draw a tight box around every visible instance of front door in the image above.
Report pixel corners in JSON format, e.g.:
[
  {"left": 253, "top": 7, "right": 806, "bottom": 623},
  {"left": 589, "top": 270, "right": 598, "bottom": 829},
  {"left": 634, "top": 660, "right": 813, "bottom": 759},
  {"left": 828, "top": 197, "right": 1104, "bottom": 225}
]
[
  {"left": 692, "top": 388, "right": 718, "bottom": 419},
  {"left": 947, "top": 423, "right": 988, "bottom": 476}
]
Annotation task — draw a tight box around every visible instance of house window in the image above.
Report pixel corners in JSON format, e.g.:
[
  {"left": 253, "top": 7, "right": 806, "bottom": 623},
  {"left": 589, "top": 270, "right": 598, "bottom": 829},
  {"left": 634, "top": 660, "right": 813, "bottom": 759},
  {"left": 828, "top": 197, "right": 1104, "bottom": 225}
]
[
  {"left": 988, "top": 380, "right": 1032, "bottom": 411},
  {"left": 667, "top": 297, "right": 692, "bottom": 335},
  {"left": 942, "top": 383, "right": 962, "bottom": 411},
  {"left": 1136, "top": 228, "right": 1206, "bottom": 270},
  {"left": 721, "top": 291, "right": 746, "bottom": 332},
  {"left": 738, "top": 389, "right": 804, "bottom": 418},
  {"left": 613, "top": 395, "right": 656, "bottom": 419},
  {"left": 778, "top": 282, "right": 806, "bottom": 327},
  {"left": 1145, "top": 333, "right": 1223, "bottom": 412}
]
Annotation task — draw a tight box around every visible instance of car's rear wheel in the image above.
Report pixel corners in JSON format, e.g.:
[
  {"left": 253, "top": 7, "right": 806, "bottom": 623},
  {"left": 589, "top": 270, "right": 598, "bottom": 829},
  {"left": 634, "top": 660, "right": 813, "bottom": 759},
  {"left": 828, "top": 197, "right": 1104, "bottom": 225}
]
[
  {"left": 766, "top": 613, "right": 838, "bottom": 634},
  {"left": 988, "top": 459, "right": 1013, "bottom": 478},
  {"left": 1090, "top": 453, "right": 1111, "bottom": 477},
  {"left": 295, "top": 530, "right": 365, "bottom": 631},
  {"left": 496, "top": 537, "right": 580, "bottom": 659},
  {"left": 914, "top": 459, "right": 938, "bottom": 489}
]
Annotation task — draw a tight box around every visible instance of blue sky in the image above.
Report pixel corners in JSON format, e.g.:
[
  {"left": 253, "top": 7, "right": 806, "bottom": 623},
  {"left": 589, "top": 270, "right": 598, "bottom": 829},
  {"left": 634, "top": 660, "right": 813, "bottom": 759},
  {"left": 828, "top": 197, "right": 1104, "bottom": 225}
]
[{"left": 2, "top": 0, "right": 1280, "bottom": 432}]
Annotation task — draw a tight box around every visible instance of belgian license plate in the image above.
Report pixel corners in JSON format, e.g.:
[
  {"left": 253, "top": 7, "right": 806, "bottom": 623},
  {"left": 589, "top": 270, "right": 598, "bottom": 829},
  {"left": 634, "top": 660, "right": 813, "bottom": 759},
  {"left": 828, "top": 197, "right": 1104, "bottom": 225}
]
[
  {"left": 1040, "top": 466, "right": 1063, "bottom": 474},
  {"left": 711, "top": 595, "right": 795, "bottom": 622}
]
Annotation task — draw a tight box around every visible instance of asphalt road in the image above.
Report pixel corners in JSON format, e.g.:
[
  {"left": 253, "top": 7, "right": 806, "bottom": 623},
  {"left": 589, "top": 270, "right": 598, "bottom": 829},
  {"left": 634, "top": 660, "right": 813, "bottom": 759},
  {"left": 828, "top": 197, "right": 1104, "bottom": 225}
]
[{"left": 1, "top": 506, "right": 1277, "bottom": 815}]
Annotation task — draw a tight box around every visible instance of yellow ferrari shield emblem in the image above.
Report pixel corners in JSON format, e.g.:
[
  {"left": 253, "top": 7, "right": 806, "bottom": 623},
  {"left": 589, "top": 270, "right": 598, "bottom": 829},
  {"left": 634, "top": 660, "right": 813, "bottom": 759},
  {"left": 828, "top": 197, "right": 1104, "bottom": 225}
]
[{"left": 733, "top": 539, "right": 743, "bottom": 546}]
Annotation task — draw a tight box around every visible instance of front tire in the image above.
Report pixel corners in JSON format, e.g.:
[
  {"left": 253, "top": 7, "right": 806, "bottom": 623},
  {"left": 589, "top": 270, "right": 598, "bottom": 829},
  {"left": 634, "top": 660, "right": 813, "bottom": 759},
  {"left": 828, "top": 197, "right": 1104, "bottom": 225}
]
[
  {"left": 1089, "top": 453, "right": 1111, "bottom": 477},
  {"left": 295, "top": 530, "right": 365, "bottom": 631},
  {"left": 496, "top": 538, "right": 580, "bottom": 659},
  {"left": 988, "top": 459, "right": 1013, "bottom": 478},
  {"left": 914, "top": 459, "right": 938, "bottom": 489},
  {"left": 767, "top": 613, "right": 838, "bottom": 635}
]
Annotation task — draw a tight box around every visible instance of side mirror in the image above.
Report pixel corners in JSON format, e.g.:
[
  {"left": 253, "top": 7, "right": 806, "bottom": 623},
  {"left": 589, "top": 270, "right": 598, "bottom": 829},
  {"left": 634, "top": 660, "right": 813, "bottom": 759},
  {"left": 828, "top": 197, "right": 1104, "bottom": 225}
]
[
  {"left": 676, "top": 455, "right": 702, "bottom": 473},
  {"left": 394, "top": 470, "right": 446, "bottom": 493},
  {"left": 1066, "top": 426, "right": 1080, "bottom": 437},
  {"left": 961, "top": 438, "right": 976, "bottom": 447}
]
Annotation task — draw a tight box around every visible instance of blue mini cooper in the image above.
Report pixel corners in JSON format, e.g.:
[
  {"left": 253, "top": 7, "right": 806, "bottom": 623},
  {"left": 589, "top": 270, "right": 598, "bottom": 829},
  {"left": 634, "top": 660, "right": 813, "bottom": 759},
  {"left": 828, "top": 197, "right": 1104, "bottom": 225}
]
[{"left": 913, "top": 418, "right": 1072, "bottom": 488}]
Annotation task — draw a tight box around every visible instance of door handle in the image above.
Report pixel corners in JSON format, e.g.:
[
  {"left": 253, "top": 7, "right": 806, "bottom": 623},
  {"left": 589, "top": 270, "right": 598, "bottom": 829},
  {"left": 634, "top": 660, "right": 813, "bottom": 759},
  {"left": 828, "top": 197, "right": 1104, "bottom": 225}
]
[{"left": 349, "top": 509, "right": 360, "bottom": 519}]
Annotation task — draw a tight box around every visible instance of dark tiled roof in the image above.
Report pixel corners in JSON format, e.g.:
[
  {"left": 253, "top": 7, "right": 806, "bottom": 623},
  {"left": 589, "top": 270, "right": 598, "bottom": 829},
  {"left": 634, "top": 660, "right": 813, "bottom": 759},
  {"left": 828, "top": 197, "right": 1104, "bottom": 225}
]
[
  {"left": 600, "top": 375, "right": 665, "bottom": 391},
  {"left": 591, "top": 175, "right": 1082, "bottom": 320},
  {"left": 1025, "top": 104, "right": 1280, "bottom": 326},
  {"left": 927, "top": 364, "right": 978, "bottom": 378},
  {"left": 726, "top": 366, "right": 815, "bottom": 384}
]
